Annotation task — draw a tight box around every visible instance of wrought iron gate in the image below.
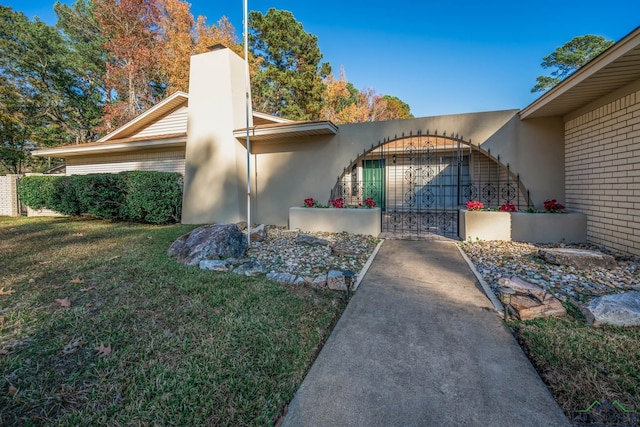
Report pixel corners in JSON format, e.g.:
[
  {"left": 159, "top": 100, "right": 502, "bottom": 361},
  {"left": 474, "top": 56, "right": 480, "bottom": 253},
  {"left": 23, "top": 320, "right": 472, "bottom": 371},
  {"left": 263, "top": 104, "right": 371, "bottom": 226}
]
[{"left": 330, "top": 131, "right": 531, "bottom": 238}]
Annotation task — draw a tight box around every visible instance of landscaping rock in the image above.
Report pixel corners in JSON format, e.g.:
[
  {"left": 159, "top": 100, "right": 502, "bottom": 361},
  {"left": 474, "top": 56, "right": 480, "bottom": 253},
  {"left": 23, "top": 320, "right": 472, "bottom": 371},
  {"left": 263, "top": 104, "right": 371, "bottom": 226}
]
[
  {"left": 581, "top": 291, "right": 640, "bottom": 327},
  {"left": 267, "top": 272, "right": 299, "bottom": 284},
  {"left": 236, "top": 221, "right": 248, "bottom": 231},
  {"left": 538, "top": 248, "right": 617, "bottom": 270},
  {"left": 232, "top": 260, "right": 266, "bottom": 277},
  {"left": 168, "top": 223, "right": 247, "bottom": 266},
  {"left": 498, "top": 276, "right": 548, "bottom": 302},
  {"left": 250, "top": 224, "right": 267, "bottom": 242},
  {"left": 331, "top": 245, "right": 358, "bottom": 256},
  {"left": 312, "top": 274, "right": 328, "bottom": 288},
  {"left": 296, "top": 233, "right": 330, "bottom": 247},
  {"left": 327, "top": 270, "right": 347, "bottom": 291},
  {"left": 199, "top": 260, "right": 230, "bottom": 272}
]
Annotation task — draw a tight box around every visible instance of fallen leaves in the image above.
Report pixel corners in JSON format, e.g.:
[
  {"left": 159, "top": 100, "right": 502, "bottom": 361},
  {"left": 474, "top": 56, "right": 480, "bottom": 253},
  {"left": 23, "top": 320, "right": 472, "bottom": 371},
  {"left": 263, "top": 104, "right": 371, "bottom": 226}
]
[
  {"left": 62, "top": 337, "right": 86, "bottom": 354},
  {"left": 8, "top": 385, "right": 17, "bottom": 395},
  {"left": 95, "top": 343, "right": 112, "bottom": 358},
  {"left": 80, "top": 286, "right": 96, "bottom": 292},
  {"left": 55, "top": 297, "right": 71, "bottom": 308},
  {"left": 0, "top": 288, "right": 16, "bottom": 296},
  {"left": 72, "top": 233, "right": 84, "bottom": 237},
  {"left": 70, "top": 278, "right": 84, "bottom": 284},
  {"left": 0, "top": 349, "right": 12, "bottom": 356}
]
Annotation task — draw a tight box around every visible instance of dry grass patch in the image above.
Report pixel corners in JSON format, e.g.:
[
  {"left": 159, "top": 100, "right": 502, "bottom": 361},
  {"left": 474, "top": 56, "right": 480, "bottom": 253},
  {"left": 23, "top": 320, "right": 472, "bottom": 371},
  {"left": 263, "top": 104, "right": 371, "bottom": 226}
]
[{"left": 0, "top": 217, "right": 346, "bottom": 426}]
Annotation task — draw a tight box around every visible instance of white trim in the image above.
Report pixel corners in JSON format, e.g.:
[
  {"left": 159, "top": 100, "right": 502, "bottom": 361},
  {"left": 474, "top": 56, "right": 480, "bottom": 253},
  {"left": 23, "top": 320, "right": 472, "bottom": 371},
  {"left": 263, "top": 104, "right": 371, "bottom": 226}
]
[
  {"left": 33, "top": 136, "right": 186, "bottom": 157},
  {"left": 252, "top": 111, "right": 295, "bottom": 124},
  {"left": 233, "top": 121, "right": 338, "bottom": 139}
]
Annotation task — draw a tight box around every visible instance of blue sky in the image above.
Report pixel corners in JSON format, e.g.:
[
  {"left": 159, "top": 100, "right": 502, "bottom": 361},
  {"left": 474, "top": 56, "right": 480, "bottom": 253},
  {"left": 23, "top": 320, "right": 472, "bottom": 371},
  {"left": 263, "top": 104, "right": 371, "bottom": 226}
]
[{"left": 5, "top": 0, "right": 639, "bottom": 117}]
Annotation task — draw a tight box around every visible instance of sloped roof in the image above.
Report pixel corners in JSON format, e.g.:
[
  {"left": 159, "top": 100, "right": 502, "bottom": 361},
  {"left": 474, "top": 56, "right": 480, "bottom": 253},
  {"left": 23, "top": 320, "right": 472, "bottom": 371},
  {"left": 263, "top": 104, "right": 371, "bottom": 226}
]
[
  {"left": 99, "top": 91, "right": 189, "bottom": 142},
  {"left": 520, "top": 26, "right": 640, "bottom": 119},
  {"left": 33, "top": 92, "right": 295, "bottom": 158}
]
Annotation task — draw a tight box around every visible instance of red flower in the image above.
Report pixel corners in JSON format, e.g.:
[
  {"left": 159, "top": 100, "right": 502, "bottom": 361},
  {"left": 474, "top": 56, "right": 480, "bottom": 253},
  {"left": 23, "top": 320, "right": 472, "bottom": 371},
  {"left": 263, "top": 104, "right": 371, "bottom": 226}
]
[
  {"left": 466, "top": 200, "right": 484, "bottom": 211},
  {"left": 331, "top": 197, "right": 344, "bottom": 208},
  {"left": 364, "top": 197, "right": 376, "bottom": 208},
  {"left": 304, "top": 198, "right": 315, "bottom": 208},
  {"left": 543, "top": 199, "right": 565, "bottom": 213},
  {"left": 498, "top": 203, "right": 517, "bottom": 212}
]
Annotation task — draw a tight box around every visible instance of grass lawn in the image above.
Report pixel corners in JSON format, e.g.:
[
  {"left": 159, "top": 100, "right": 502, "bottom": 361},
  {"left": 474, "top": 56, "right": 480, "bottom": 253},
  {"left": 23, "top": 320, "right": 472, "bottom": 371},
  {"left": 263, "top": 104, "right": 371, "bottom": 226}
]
[
  {"left": 509, "top": 304, "right": 640, "bottom": 418},
  {"left": 0, "top": 217, "right": 346, "bottom": 426}
]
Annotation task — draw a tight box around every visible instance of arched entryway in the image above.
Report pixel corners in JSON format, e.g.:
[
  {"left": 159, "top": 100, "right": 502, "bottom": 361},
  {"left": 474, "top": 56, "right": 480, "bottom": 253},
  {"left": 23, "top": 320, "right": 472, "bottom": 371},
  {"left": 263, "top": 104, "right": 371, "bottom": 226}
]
[{"left": 330, "top": 131, "right": 531, "bottom": 239}]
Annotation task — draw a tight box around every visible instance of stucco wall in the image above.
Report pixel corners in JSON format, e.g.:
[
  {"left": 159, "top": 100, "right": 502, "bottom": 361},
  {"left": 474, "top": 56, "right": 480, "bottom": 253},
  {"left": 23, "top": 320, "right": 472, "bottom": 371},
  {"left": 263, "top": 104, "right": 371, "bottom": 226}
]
[
  {"left": 181, "top": 48, "right": 251, "bottom": 225},
  {"left": 565, "top": 78, "right": 640, "bottom": 255},
  {"left": 250, "top": 111, "right": 565, "bottom": 226}
]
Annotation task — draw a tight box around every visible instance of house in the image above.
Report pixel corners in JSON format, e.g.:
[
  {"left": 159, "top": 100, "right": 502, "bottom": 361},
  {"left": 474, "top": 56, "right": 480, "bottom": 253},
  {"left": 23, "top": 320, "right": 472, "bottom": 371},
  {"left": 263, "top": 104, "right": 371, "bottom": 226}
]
[{"left": 33, "top": 27, "right": 640, "bottom": 256}]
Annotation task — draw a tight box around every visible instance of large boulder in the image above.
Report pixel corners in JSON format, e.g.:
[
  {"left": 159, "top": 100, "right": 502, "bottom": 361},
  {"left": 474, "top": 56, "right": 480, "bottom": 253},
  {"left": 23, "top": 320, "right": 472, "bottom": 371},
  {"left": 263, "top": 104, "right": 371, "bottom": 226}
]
[
  {"left": 581, "top": 291, "right": 640, "bottom": 327},
  {"left": 168, "top": 223, "right": 247, "bottom": 266}
]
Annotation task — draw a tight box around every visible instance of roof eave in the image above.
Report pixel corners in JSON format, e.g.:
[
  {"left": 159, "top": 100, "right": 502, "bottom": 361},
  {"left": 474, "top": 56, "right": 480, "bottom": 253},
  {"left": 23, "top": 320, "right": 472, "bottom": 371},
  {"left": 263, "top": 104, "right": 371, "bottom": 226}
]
[
  {"left": 233, "top": 121, "right": 339, "bottom": 141},
  {"left": 33, "top": 136, "right": 187, "bottom": 158},
  {"left": 520, "top": 26, "right": 640, "bottom": 120}
]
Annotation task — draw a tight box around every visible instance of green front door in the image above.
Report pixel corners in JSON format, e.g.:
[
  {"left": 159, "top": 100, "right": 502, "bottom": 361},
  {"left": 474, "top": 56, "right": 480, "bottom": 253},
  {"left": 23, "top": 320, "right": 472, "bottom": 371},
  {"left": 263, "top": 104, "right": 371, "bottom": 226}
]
[{"left": 363, "top": 159, "right": 385, "bottom": 209}]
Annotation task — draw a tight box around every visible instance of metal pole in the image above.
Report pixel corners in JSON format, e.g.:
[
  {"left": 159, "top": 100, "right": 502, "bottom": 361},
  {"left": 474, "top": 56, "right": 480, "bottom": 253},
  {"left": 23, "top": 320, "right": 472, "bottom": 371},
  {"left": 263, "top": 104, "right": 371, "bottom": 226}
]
[{"left": 244, "top": 0, "right": 251, "bottom": 248}]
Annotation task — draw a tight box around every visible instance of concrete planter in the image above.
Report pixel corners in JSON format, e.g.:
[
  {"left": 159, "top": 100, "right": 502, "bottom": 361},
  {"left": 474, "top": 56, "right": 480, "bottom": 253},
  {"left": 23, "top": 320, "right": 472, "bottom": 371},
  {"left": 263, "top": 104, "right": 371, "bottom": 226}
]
[
  {"left": 459, "top": 210, "right": 587, "bottom": 243},
  {"left": 289, "top": 207, "right": 381, "bottom": 236},
  {"left": 459, "top": 210, "right": 511, "bottom": 241},
  {"left": 510, "top": 211, "right": 586, "bottom": 243}
]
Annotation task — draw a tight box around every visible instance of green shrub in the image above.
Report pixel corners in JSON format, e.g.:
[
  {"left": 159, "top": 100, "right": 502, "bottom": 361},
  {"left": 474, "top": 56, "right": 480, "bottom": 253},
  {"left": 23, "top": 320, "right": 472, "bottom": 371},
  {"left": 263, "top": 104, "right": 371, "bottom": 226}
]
[
  {"left": 50, "top": 176, "right": 83, "bottom": 216},
  {"left": 74, "top": 174, "right": 125, "bottom": 219},
  {"left": 17, "top": 171, "right": 183, "bottom": 224},
  {"left": 120, "top": 171, "right": 182, "bottom": 224},
  {"left": 17, "top": 176, "right": 60, "bottom": 210}
]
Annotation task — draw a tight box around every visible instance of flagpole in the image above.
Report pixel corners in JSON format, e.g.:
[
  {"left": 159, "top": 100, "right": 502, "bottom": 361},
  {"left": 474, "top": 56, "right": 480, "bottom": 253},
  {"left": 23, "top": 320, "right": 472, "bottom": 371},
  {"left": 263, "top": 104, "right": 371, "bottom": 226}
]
[{"left": 244, "top": 0, "right": 251, "bottom": 248}]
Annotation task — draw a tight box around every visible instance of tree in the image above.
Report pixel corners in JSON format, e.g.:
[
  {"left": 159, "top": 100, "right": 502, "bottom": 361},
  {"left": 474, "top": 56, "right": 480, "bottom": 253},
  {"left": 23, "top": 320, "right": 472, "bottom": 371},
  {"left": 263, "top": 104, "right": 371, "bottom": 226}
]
[
  {"left": 249, "top": 9, "right": 330, "bottom": 120},
  {"left": 194, "top": 16, "right": 240, "bottom": 56},
  {"left": 532, "top": 34, "right": 614, "bottom": 93},
  {"left": 0, "top": 4, "right": 103, "bottom": 162},
  {"left": 320, "top": 69, "right": 413, "bottom": 124},
  {"left": 94, "top": 0, "right": 164, "bottom": 131},
  {"left": 157, "top": 0, "right": 194, "bottom": 94}
]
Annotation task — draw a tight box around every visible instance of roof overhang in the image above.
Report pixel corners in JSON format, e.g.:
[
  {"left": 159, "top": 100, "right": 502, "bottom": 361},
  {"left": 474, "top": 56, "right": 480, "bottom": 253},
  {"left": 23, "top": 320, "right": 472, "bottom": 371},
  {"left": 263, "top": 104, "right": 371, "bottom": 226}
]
[
  {"left": 520, "top": 26, "right": 640, "bottom": 119},
  {"left": 33, "top": 133, "right": 187, "bottom": 158},
  {"left": 233, "top": 121, "right": 338, "bottom": 142}
]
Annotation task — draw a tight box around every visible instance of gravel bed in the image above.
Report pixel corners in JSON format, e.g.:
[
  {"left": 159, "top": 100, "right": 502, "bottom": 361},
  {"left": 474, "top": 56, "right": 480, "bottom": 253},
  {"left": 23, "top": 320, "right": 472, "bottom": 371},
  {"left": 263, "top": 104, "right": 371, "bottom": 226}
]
[
  {"left": 246, "top": 226, "right": 380, "bottom": 279},
  {"left": 459, "top": 241, "right": 640, "bottom": 303}
]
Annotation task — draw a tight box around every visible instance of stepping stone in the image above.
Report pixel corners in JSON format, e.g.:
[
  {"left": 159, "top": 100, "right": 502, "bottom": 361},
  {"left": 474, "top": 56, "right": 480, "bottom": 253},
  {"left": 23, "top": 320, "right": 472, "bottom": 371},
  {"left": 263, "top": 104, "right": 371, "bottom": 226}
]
[{"left": 538, "top": 248, "right": 617, "bottom": 269}]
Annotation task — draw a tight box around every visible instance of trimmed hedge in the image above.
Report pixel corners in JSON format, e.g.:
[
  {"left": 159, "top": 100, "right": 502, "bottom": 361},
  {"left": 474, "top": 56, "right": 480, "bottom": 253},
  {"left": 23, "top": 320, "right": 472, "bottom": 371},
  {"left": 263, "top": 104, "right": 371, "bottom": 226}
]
[
  {"left": 17, "top": 175, "right": 58, "bottom": 210},
  {"left": 17, "top": 172, "right": 183, "bottom": 224},
  {"left": 120, "top": 171, "right": 183, "bottom": 224}
]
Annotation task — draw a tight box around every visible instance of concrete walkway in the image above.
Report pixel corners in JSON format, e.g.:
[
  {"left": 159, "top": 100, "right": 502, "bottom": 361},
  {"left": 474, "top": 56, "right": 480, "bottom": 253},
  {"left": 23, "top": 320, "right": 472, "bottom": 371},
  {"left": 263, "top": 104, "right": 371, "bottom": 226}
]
[{"left": 282, "top": 240, "right": 569, "bottom": 427}]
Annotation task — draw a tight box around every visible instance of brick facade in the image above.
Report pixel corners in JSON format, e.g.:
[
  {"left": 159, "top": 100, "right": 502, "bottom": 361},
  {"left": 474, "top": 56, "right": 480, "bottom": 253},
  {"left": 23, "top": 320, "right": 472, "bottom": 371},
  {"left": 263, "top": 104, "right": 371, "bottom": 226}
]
[
  {"left": 0, "top": 174, "right": 21, "bottom": 216},
  {"left": 565, "top": 88, "right": 640, "bottom": 255}
]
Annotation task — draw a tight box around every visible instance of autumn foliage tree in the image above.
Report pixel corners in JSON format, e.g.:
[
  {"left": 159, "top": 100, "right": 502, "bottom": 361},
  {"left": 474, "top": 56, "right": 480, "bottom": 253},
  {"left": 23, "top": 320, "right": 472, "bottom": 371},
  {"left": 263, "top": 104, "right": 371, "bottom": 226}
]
[
  {"left": 157, "top": 0, "right": 194, "bottom": 94},
  {"left": 94, "top": 0, "right": 163, "bottom": 132},
  {"left": 320, "top": 69, "right": 412, "bottom": 124}
]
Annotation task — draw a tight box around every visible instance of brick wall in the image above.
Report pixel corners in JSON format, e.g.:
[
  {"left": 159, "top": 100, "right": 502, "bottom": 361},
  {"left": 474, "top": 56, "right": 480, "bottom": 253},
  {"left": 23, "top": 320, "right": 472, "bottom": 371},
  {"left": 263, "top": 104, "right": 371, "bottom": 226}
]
[
  {"left": 565, "top": 89, "right": 640, "bottom": 255},
  {"left": 0, "top": 174, "right": 22, "bottom": 216}
]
